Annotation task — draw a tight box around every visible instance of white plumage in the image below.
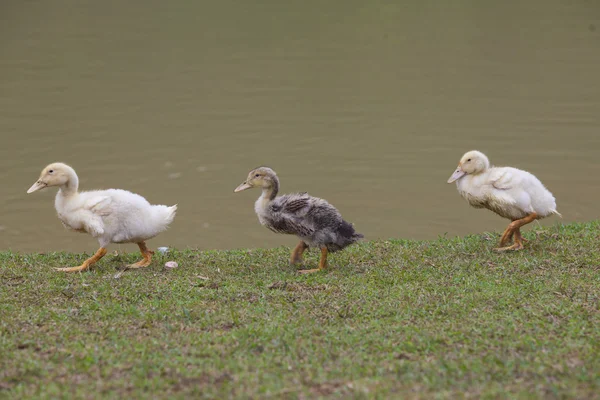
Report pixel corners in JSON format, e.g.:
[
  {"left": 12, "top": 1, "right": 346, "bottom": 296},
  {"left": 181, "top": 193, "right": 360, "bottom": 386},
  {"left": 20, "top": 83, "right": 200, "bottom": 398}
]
[
  {"left": 54, "top": 188, "right": 176, "bottom": 247},
  {"left": 448, "top": 150, "right": 560, "bottom": 251},
  {"left": 28, "top": 162, "right": 177, "bottom": 272}
]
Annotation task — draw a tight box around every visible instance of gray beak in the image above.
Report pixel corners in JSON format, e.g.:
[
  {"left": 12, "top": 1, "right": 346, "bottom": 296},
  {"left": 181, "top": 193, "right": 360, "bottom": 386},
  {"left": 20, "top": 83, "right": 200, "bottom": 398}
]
[{"left": 447, "top": 167, "right": 466, "bottom": 183}]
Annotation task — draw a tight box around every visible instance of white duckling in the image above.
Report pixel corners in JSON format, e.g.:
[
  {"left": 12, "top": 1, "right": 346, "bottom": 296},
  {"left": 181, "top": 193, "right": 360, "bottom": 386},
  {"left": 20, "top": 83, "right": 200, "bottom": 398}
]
[
  {"left": 27, "top": 163, "right": 177, "bottom": 272},
  {"left": 447, "top": 150, "right": 561, "bottom": 251}
]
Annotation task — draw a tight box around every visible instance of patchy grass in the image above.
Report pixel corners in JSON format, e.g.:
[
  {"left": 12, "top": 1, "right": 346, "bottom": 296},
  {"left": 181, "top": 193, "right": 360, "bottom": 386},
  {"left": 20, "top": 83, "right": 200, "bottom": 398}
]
[{"left": 1, "top": 222, "right": 599, "bottom": 399}]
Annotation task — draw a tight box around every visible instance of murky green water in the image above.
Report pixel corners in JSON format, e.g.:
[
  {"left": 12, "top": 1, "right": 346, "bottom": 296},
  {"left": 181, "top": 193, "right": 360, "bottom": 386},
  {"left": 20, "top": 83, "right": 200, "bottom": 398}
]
[{"left": 1, "top": 1, "right": 599, "bottom": 253}]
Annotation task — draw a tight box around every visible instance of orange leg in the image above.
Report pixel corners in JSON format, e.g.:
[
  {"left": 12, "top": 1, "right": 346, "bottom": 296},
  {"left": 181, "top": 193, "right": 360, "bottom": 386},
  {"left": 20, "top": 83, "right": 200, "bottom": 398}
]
[
  {"left": 128, "top": 242, "right": 154, "bottom": 268},
  {"left": 299, "top": 247, "right": 328, "bottom": 274},
  {"left": 494, "top": 213, "right": 538, "bottom": 252},
  {"left": 498, "top": 225, "right": 515, "bottom": 247},
  {"left": 55, "top": 247, "right": 108, "bottom": 272},
  {"left": 290, "top": 241, "right": 309, "bottom": 266},
  {"left": 514, "top": 228, "right": 529, "bottom": 243}
]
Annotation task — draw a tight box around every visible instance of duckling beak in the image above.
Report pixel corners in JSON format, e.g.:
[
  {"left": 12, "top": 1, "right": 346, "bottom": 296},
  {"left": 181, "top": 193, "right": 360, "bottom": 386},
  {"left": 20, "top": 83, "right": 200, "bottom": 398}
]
[
  {"left": 447, "top": 167, "right": 466, "bottom": 183},
  {"left": 234, "top": 182, "right": 252, "bottom": 193},
  {"left": 27, "top": 180, "right": 47, "bottom": 194}
]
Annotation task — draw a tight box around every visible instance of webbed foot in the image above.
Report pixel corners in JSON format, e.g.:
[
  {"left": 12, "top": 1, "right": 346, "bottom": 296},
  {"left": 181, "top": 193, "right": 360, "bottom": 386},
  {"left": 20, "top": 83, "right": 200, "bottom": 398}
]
[{"left": 55, "top": 247, "right": 107, "bottom": 273}]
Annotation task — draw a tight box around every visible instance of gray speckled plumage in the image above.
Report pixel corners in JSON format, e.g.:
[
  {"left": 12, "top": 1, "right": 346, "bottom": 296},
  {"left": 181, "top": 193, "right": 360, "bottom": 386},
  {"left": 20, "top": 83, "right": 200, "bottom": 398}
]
[
  {"left": 259, "top": 192, "right": 363, "bottom": 252},
  {"left": 236, "top": 167, "right": 363, "bottom": 252}
]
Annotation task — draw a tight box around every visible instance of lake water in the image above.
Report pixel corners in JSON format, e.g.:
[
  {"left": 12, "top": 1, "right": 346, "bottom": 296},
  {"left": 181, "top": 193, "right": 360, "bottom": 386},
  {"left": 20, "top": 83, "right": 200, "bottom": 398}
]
[{"left": 1, "top": 0, "right": 599, "bottom": 253}]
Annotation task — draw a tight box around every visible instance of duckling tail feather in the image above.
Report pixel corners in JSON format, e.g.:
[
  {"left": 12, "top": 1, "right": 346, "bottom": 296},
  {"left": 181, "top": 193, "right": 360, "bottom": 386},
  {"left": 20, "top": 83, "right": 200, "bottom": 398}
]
[
  {"left": 551, "top": 209, "right": 562, "bottom": 218},
  {"left": 328, "top": 220, "right": 363, "bottom": 252},
  {"left": 152, "top": 204, "right": 177, "bottom": 230},
  {"left": 166, "top": 204, "right": 178, "bottom": 224}
]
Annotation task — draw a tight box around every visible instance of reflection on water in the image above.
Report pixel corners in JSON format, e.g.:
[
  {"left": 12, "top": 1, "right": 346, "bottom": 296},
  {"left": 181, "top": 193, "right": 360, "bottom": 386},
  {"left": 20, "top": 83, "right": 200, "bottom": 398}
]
[{"left": 1, "top": 1, "right": 599, "bottom": 252}]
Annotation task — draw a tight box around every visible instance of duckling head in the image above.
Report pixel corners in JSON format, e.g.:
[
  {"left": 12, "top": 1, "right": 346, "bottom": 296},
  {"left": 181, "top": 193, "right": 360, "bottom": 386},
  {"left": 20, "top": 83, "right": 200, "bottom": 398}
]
[
  {"left": 27, "top": 162, "right": 76, "bottom": 193},
  {"left": 447, "top": 150, "right": 490, "bottom": 183},
  {"left": 234, "top": 166, "right": 278, "bottom": 192}
]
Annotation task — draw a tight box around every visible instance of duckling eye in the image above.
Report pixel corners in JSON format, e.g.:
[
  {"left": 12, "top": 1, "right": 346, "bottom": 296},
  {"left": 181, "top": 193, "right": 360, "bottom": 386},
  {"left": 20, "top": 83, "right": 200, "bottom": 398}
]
[
  {"left": 49, "top": 170, "right": 54, "bottom": 174},
  {"left": 467, "top": 159, "right": 471, "bottom": 162},
  {"left": 254, "top": 174, "right": 260, "bottom": 178}
]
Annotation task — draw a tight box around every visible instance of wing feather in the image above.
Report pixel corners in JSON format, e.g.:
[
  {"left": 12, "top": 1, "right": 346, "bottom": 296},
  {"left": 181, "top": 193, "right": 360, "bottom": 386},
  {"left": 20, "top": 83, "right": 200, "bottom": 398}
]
[
  {"left": 281, "top": 196, "right": 310, "bottom": 213},
  {"left": 267, "top": 214, "right": 314, "bottom": 237},
  {"left": 488, "top": 168, "right": 520, "bottom": 207},
  {"left": 84, "top": 195, "right": 113, "bottom": 217},
  {"left": 490, "top": 169, "right": 513, "bottom": 190},
  {"left": 267, "top": 194, "right": 314, "bottom": 236}
]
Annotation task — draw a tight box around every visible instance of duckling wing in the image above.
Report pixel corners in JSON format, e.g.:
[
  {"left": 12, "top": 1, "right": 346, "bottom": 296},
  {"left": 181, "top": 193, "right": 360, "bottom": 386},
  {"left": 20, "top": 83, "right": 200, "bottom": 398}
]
[
  {"left": 84, "top": 195, "right": 113, "bottom": 217},
  {"left": 487, "top": 169, "right": 518, "bottom": 200},
  {"left": 267, "top": 194, "right": 315, "bottom": 237},
  {"left": 487, "top": 167, "right": 540, "bottom": 216},
  {"left": 280, "top": 195, "right": 310, "bottom": 213},
  {"left": 271, "top": 193, "right": 311, "bottom": 214},
  {"left": 490, "top": 168, "right": 516, "bottom": 191},
  {"left": 59, "top": 193, "right": 113, "bottom": 237}
]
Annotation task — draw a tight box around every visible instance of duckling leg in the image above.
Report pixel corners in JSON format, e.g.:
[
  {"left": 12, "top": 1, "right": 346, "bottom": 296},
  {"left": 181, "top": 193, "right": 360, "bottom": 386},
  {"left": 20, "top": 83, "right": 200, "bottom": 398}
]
[
  {"left": 497, "top": 225, "right": 515, "bottom": 248},
  {"left": 290, "top": 241, "right": 309, "bottom": 266},
  {"left": 55, "top": 247, "right": 108, "bottom": 272},
  {"left": 514, "top": 228, "right": 529, "bottom": 243},
  {"left": 494, "top": 213, "right": 538, "bottom": 252},
  {"left": 498, "top": 224, "right": 530, "bottom": 247},
  {"left": 298, "top": 247, "right": 328, "bottom": 274},
  {"left": 128, "top": 241, "right": 155, "bottom": 268}
]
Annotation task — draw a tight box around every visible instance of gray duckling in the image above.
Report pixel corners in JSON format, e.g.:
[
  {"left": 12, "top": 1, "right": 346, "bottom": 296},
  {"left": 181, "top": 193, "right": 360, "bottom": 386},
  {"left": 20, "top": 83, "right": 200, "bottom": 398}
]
[{"left": 235, "top": 167, "right": 363, "bottom": 273}]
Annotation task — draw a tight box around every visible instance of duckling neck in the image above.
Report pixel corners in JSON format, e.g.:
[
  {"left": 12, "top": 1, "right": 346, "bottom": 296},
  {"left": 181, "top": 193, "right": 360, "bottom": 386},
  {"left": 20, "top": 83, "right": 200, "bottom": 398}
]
[
  {"left": 264, "top": 177, "right": 279, "bottom": 201},
  {"left": 59, "top": 171, "right": 79, "bottom": 197},
  {"left": 255, "top": 180, "right": 279, "bottom": 213}
]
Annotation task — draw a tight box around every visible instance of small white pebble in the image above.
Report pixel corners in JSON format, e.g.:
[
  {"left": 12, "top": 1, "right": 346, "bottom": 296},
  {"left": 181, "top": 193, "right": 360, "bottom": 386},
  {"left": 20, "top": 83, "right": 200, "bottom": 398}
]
[
  {"left": 157, "top": 247, "right": 169, "bottom": 254},
  {"left": 165, "top": 261, "right": 178, "bottom": 269},
  {"left": 168, "top": 172, "right": 182, "bottom": 180}
]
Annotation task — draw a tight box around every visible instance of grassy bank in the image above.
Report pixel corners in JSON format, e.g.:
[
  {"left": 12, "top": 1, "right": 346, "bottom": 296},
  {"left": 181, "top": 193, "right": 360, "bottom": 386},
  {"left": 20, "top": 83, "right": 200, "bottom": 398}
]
[{"left": 1, "top": 222, "right": 599, "bottom": 399}]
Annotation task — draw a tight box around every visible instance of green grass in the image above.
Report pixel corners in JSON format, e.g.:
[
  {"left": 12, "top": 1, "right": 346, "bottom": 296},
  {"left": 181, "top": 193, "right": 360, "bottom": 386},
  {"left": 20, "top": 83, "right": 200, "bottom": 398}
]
[{"left": 1, "top": 222, "right": 599, "bottom": 399}]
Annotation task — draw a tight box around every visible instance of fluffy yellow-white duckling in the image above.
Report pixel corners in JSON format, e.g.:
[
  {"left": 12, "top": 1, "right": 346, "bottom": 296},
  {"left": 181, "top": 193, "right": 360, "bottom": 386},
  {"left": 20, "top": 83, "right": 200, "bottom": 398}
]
[
  {"left": 27, "top": 163, "right": 177, "bottom": 272},
  {"left": 234, "top": 167, "right": 363, "bottom": 273},
  {"left": 448, "top": 150, "right": 561, "bottom": 251}
]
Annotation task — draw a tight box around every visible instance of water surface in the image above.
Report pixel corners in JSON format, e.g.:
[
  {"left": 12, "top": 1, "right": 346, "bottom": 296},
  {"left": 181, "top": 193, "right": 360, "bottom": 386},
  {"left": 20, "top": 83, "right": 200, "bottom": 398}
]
[{"left": 1, "top": 1, "right": 599, "bottom": 253}]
